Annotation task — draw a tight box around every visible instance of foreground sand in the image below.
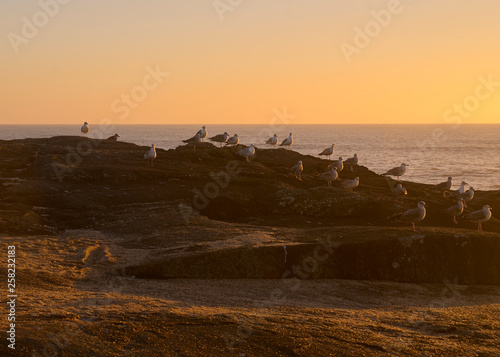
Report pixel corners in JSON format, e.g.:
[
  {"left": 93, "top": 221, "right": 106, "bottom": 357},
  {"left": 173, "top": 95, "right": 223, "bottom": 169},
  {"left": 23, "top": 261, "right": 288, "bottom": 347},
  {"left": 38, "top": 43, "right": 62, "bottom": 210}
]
[{"left": 1, "top": 232, "right": 499, "bottom": 356}]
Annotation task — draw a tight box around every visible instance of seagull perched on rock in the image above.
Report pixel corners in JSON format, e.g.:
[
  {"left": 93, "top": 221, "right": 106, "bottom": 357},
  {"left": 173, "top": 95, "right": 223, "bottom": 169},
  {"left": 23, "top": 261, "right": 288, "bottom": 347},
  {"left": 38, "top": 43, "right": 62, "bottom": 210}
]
[
  {"left": 441, "top": 198, "right": 464, "bottom": 224},
  {"left": 81, "top": 122, "right": 90, "bottom": 136},
  {"left": 279, "top": 133, "right": 293, "bottom": 149},
  {"left": 209, "top": 132, "right": 229, "bottom": 147},
  {"left": 451, "top": 187, "right": 475, "bottom": 207},
  {"left": 291, "top": 160, "right": 303, "bottom": 180},
  {"left": 183, "top": 126, "right": 207, "bottom": 143},
  {"left": 394, "top": 183, "right": 407, "bottom": 204},
  {"left": 446, "top": 181, "right": 467, "bottom": 197},
  {"left": 107, "top": 134, "right": 120, "bottom": 141},
  {"left": 328, "top": 157, "right": 343, "bottom": 173},
  {"left": 459, "top": 205, "right": 492, "bottom": 231},
  {"left": 319, "top": 167, "right": 338, "bottom": 186},
  {"left": 225, "top": 134, "right": 239, "bottom": 147},
  {"left": 382, "top": 163, "right": 408, "bottom": 180},
  {"left": 387, "top": 201, "right": 427, "bottom": 231},
  {"left": 183, "top": 133, "right": 201, "bottom": 150},
  {"left": 236, "top": 144, "right": 255, "bottom": 162},
  {"left": 456, "top": 181, "right": 468, "bottom": 195},
  {"left": 265, "top": 134, "right": 278, "bottom": 147},
  {"left": 344, "top": 154, "right": 359, "bottom": 172},
  {"left": 430, "top": 176, "right": 453, "bottom": 197},
  {"left": 340, "top": 177, "right": 359, "bottom": 191},
  {"left": 144, "top": 144, "right": 157, "bottom": 167},
  {"left": 318, "top": 144, "right": 335, "bottom": 159}
]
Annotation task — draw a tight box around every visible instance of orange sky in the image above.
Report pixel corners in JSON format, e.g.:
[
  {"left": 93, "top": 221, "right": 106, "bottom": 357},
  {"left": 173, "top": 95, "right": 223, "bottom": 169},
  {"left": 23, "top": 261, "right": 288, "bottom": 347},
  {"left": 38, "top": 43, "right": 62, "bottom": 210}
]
[{"left": 1, "top": 0, "right": 499, "bottom": 124}]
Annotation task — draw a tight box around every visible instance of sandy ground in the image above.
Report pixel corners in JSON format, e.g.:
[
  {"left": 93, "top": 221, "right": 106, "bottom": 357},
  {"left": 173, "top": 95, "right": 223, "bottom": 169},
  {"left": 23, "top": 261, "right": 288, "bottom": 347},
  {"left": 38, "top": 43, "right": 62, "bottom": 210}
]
[{"left": 1, "top": 232, "right": 499, "bottom": 356}]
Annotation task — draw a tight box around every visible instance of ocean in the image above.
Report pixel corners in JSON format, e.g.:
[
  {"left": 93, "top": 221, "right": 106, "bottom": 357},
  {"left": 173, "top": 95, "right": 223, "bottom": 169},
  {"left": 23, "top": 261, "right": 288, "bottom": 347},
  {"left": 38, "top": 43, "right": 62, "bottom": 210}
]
[{"left": 1, "top": 124, "right": 499, "bottom": 190}]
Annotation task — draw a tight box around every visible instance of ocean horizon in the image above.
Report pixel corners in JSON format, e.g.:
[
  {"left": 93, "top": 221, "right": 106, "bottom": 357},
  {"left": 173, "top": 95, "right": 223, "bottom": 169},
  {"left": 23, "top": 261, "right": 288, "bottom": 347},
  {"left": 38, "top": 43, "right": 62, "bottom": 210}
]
[{"left": 1, "top": 124, "right": 499, "bottom": 190}]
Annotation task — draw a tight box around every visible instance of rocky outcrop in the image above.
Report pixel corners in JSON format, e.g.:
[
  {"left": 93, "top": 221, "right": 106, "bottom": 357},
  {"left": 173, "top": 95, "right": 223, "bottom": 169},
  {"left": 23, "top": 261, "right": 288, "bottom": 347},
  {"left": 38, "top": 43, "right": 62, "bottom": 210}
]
[
  {"left": 1, "top": 136, "right": 499, "bottom": 284},
  {"left": 125, "top": 227, "right": 500, "bottom": 285}
]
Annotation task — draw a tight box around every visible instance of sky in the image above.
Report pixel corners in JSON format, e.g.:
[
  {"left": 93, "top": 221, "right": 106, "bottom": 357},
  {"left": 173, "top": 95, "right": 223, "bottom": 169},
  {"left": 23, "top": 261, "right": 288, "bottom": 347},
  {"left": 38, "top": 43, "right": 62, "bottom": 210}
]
[{"left": 0, "top": 0, "right": 499, "bottom": 125}]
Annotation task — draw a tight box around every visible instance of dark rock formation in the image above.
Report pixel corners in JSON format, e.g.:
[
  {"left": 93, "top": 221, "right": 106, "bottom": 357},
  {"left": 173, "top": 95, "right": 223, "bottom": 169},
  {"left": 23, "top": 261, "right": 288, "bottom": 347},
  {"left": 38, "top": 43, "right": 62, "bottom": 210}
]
[{"left": 1, "top": 136, "right": 499, "bottom": 284}]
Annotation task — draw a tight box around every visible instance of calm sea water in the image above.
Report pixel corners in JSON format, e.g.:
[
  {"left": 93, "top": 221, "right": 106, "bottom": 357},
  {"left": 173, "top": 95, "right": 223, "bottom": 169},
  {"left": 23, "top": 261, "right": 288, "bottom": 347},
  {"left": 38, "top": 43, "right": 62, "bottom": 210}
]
[{"left": 1, "top": 124, "right": 499, "bottom": 190}]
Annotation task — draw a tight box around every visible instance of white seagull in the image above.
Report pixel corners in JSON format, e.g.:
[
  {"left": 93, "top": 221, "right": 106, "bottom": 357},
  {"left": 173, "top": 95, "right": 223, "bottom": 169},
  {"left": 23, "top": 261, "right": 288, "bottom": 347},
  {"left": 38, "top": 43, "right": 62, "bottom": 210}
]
[
  {"left": 388, "top": 201, "right": 427, "bottom": 231},
  {"left": 430, "top": 176, "right": 453, "bottom": 197},
  {"left": 81, "top": 122, "right": 90, "bottom": 136},
  {"left": 459, "top": 205, "right": 492, "bottom": 231},
  {"left": 183, "top": 126, "right": 207, "bottom": 143},
  {"left": 107, "top": 134, "right": 120, "bottom": 141},
  {"left": 318, "top": 144, "right": 335, "bottom": 159},
  {"left": 225, "top": 134, "right": 239, "bottom": 147},
  {"left": 144, "top": 144, "right": 157, "bottom": 167},
  {"left": 291, "top": 160, "right": 303, "bottom": 180},
  {"left": 319, "top": 167, "right": 338, "bottom": 186},
  {"left": 265, "top": 134, "right": 278, "bottom": 147},
  {"left": 447, "top": 181, "right": 468, "bottom": 197},
  {"left": 236, "top": 144, "right": 255, "bottom": 162},
  {"left": 457, "top": 181, "right": 468, "bottom": 195},
  {"left": 382, "top": 163, "right": 408, "bottom": 180},
  {"left": 183, "top": 133, "right": 201, "bottom": 151},
  {"left": 452, "top": 187, "right": 475, "bottom": 207},
  {"left": 441, "top": 198, "right": 465, "bottom": 224},
  {"left": 209, "top": 132, "right": 229, "bottom": 147},
  {"left": 279, "top": 133, "right": 293, "bottom": 149},
  {"left": 340, "top": 177, "right": 359, "bottom": 191},
  {"left": 394, "top": 183, "right": 407, "bottom": 204},
  {"left": 328, "top": 157, "right": 343, "bottom": 173},
  {"left": 344, "top": 154, "right": 359, "bottom": 172}
]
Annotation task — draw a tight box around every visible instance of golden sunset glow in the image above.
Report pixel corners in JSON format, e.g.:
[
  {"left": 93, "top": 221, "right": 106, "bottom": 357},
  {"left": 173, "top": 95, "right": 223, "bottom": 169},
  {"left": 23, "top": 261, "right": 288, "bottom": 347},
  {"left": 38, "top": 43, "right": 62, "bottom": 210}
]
[{"left": 1, "top": 0, "right": 499, "bottom": 124}]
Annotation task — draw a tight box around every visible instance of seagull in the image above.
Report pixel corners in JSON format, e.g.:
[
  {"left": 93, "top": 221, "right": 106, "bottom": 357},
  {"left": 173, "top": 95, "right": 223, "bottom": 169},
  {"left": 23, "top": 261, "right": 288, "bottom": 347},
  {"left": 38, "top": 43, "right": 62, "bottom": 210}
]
[
  {"left": 144, "top": 144, "right": 157, "bottom": 167},
  {"left": 265, "top": 134, "right": 278, "bottom": 147},
  {"left": 209, "top": 132, "right": 229, "bottom": 147},
  {"left": 225, "top": 134, "right": 239, "bottom": 147},
  {"left": 388, "top": 201, "right": 427, "bottom": 231},
  {"left": 394, "top": 183, "right": 407, "bottom": 204},
  {"left": 183, "top": 133, "right": 202, "bottom": 151},
  {"left": 340, "top": 177, "right": 359, "bottom": 191},
  {"left": 81, "top": 122, "right": 90, "bottom": 137},
  {"left": 459, "top": 205, "right": 492, "bottom": 231},
  {"left": 319, "top": 167, "right": 338, "bottom": 186},
  {"left": 183, "top": 126, "right": 207, "bottom": 143},
  {"left": 447, "top": 181, "right": 468, "bottom": 197},
  {"left": 236, "top": 144, "right": 255, "bottom": 162},
  {"left": 106, "top": 134, "right": 120, "bottom": 141},
  {"left": 344, "top": 154, "right": 359, "bottom": 172},
  {"left": 318, "top": 144, "right": 335, "bottom": 159},
  {"left": 451, "top": 187, "right": 475, "bottom": 207},
  {"left": 457, "top": 181, "right": 468, "bottom": 195},
  {"left": 328, "top": 157, "right": 343, "bottom": 173},
  {"left": 291, "top": 160, "right": 303, "bottom": 180},
  {"left": 430, "top": 176, "right": 453, "bottom": 197},
  {"left": 382, "top": 163, "right": 408, "bottom": 180},
  {"left": 441, "top": 198, "right": 465, "bottom": 224},
  {"left": 279, "top": 133, "right": 293, "bottom": 149}
]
